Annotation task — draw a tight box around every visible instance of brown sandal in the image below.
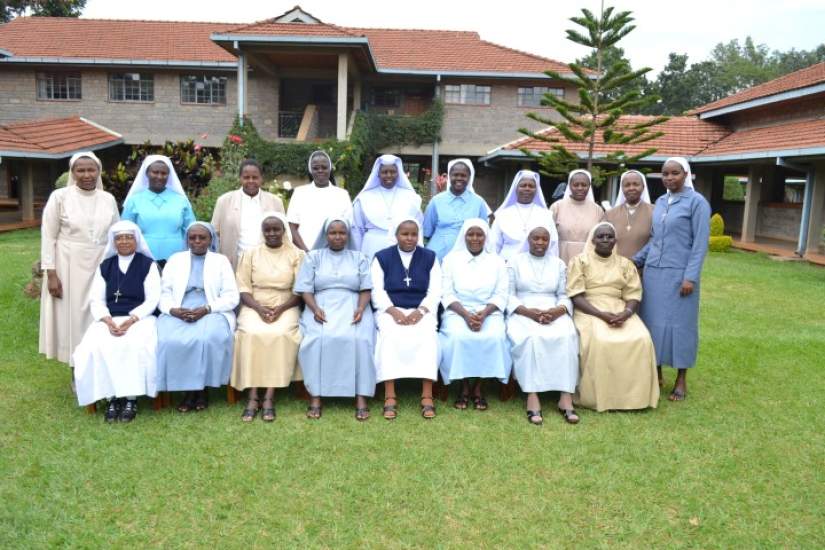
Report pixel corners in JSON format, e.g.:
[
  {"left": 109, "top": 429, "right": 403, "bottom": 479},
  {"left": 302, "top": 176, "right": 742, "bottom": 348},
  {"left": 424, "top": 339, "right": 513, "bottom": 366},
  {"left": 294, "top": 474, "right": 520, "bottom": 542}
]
[
  {"left": 420, "top": 396, "right": 436, "bottom": 419},
  {"left": 383, "top": 396, "right": 398, "bottom": 420}
]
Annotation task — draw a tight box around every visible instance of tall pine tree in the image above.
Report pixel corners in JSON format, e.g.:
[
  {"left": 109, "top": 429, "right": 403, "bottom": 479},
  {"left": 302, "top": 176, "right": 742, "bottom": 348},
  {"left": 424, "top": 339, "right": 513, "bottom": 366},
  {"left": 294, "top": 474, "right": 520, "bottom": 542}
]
[{"left": 520, "top": 3, "right": 666, "bottom": 185}]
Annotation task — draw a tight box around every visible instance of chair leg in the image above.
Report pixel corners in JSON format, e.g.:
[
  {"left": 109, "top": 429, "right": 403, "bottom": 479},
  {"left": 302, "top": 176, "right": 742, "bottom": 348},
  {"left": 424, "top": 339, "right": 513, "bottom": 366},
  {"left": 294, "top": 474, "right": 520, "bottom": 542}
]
[
  {"left": 499, "top": 375, "right": 518, "bottom": 402},
  {"left": 227, "top": 386, "right": 237, "bottom": 405},
  {"left": 85, "top": 403, "right": 97, "bottom": 414},
  {"left": 293, "top": 382, "right": 310, "bottom": 401},
  {"left": 153, "top": 392, "right": 164, "bottom": 411}
]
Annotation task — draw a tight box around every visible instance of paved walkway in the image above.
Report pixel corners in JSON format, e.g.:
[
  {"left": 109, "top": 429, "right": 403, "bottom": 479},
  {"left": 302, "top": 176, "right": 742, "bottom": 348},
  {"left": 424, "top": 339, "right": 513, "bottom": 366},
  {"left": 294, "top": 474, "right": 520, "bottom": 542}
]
[{"left": 732, "top": 238, "right": 825, "bottom": 267}]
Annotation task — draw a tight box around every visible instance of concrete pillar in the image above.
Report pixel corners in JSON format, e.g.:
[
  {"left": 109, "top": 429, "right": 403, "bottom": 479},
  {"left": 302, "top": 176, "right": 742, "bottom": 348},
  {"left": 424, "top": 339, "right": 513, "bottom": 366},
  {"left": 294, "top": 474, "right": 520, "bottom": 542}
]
[
  {"left": 692, "top": 167, "right": 713, "bottom": 201},
  {"left": 741, "top": 164, "right": 763, "bottom": 242},
  {"left": 353, "top": 79, "right": 362, "bottom": 112},
  {"left": 237, "top": 51, "right": 248, "bottom": 125},
  {"left": 336, "top": 53, "right": 348, "bottom": 141},
  {"left": 21, "top": 161, "right": 34, "bottom": 221},
  {"left": 804, "top": 161, "right": 825, "bottom": 255}
]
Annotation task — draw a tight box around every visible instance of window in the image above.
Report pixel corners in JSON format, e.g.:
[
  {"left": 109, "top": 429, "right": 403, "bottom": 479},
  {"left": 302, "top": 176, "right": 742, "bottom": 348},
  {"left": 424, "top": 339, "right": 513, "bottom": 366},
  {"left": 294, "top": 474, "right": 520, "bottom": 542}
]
[
  {"left": 180, "top": 75, "right": 227, "bottom": 105},
  {"left": 444, "top": 84, "right": 491, "bottom": 105},
  {"left": 109, "top": 73, "right": 154, "bottom": 102},
  {"left": 517, "top": 86, "right": 564, "bottom": 107},
  {"left": 36, "top": 72, "right": 81, "bottom": 100},
  {"left": 370, "top": 87, "right": 402, "bottom": 108}
]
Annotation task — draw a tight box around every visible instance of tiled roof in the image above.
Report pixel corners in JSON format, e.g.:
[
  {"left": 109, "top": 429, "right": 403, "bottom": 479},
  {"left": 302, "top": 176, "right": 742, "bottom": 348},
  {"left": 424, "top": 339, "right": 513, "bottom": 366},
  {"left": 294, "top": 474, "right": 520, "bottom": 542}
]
[
  {"left": 221, "top": 20, "right": 361, "bottom": 38},
  {"left": 0, "top": 116, "right": 123, "bottom": 157},
  {"left": 346, "top": 27, "right": 572, "bottom": 74},
  {"left": 0, "top": 16, "right": 571, "bottom": 74},
  {"left": 691, "top": 62, "right": 825, "bottom": 114},
  {"left": 0, "top": 17, "right": 236, "bottom": 63},
  {"left": 696, "top": 117, "right": 825, "bottom": 157},
  {"left": 501, "top": 116, "right": 731, "bottom": 158}
]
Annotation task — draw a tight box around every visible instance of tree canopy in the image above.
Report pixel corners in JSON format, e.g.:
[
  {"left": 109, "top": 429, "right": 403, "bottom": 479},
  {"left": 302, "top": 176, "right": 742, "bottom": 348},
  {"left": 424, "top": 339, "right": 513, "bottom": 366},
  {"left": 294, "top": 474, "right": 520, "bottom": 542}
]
[{"left": 2, "top": 0, "right": 86, "bottom": 23}]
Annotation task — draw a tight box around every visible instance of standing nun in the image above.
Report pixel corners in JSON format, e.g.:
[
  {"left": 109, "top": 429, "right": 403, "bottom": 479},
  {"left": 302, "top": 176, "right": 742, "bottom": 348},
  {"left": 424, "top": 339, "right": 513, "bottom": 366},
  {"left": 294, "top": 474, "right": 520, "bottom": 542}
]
[
  {"left": 490, "top": 169, "right": 558, "bottom": 261},
  {"left": 295, "top": 217, "right": 376, "bottom": 421},
  {"left": 352, "top": 154, "right": 423, "bottom": 260},
  {"left": 633, "top": 157, "right": 710, "bottom": 401},
  {"left": 439, "top": 218, "right": 511, "bottom": 411},
  {"left": 287, "top": 150, "right": 353, "bottom": 251},
  {"left": 371, "top": 216, "right": 442, "bottom": 419},
  {"left": 422, "top": 158, "right": 492, "bottom": 260},
  {"left": 156, "top": 221, "right": 240, "bottom": 412},
  {"left": 604, "top": 170, "right": 654, "bottom": 259},
  {"left": 121, "top": 154, "right": 195, "bottom": 268},
  {"left": 549, "top": 169, "right": 604, "bottom": 264},
  {"left": 40, "top": 151, "right": 120, "bottom": 367},
  {"left": 73, "top": 221, "right": 160, "bottom": 422}
]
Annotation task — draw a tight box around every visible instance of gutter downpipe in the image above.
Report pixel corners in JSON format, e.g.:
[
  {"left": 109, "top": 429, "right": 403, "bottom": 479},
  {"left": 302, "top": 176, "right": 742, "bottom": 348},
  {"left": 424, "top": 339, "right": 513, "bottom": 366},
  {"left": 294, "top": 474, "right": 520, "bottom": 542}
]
[
  {"left": 777, "top": 157, "right": 814, "bottom": 256},
  {"left": 431, "top": 73, "right": 441, "bottom": 197},
  {"left": 235, "top": 41, "right": 246, "bottom": 127}
]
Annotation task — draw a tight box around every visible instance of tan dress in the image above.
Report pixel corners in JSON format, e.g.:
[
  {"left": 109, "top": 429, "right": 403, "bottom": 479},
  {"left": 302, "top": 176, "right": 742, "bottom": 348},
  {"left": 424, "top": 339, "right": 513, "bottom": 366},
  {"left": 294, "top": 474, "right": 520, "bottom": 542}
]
[
  {"left": 230, "top": 243, "right": 305, "bottom": 390},
  {"left": 604, "top": 202, "right": 653, "bottom": 259},
  {"left": 39, "top": 186, "right": 119, "bottom": 365},
  {"left": 567, "top": 245, "right": 659, "bottom": 411},
  {"left": 550, "top": 197, "right": 604, "bottom": 264}
]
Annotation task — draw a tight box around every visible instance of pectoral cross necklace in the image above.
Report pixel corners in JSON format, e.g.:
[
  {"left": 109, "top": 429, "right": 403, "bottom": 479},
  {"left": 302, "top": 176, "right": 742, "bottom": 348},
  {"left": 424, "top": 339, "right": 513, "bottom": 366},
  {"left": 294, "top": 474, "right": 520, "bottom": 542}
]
[
  {"left": 113, "top": 266, "right": 124, "bottom": 303},
  {"left": 403, "top": 268, "right": 412, "bottom": 287}
]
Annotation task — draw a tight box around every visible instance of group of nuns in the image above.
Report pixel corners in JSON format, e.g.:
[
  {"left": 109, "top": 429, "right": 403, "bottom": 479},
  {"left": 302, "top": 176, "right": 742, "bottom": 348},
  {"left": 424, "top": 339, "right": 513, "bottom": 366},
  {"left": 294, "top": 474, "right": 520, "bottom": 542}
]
[{"left": 41, "top": 149, "right": 709, "bottom": 425}]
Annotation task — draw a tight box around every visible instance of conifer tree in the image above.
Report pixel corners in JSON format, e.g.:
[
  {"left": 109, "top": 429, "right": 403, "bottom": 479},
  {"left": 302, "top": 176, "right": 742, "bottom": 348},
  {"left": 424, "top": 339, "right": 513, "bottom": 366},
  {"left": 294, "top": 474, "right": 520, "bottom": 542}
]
[{"left": 520, "top": 3, "right": 667, "bottom": 185}]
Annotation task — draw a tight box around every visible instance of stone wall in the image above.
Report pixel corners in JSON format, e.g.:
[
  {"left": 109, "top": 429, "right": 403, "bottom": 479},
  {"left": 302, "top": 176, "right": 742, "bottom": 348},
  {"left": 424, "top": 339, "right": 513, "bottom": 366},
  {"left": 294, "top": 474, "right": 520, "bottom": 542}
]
[{"left": 756, "top": 204, "right": 802, "bottom": 241}]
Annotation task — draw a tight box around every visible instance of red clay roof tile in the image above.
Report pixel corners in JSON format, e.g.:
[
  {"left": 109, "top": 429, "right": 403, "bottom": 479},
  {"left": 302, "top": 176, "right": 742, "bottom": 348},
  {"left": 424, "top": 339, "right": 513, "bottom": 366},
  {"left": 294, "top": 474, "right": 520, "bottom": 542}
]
[
  {"left": 696, "top": 117, "right": 825, "bottom": 157},
  {"left": 0, "top": 116, "right": 122, "bottom": 155},
  {"left": 691, "top": 62, "right": 825, "bottom": 115}
]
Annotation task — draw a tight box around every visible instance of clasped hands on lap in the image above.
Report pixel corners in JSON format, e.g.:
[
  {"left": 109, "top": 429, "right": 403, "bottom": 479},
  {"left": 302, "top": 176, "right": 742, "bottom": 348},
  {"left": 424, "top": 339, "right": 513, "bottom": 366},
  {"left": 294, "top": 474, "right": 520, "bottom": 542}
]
[
  {"left": 170, "top": 306, "right": 209, "bottom": 323},
  {"left": 450, "top": 303, "right": 498, "bottom": 332},
  {"left": 514, "top": 305, "right": 566, "bottom": 325},
  {"left": 386, "top": 306, "right": 425, "bottom": 326},
  {"left": 102, "top": 315, "right": 138, "bottom": 336}
]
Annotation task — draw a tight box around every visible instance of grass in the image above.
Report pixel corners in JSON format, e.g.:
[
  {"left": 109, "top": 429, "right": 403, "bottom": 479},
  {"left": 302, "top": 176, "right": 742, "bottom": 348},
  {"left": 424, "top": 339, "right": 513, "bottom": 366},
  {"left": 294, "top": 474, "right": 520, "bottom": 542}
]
[{"left": 1, "top": 228, "right": 823, "bottom": 548}]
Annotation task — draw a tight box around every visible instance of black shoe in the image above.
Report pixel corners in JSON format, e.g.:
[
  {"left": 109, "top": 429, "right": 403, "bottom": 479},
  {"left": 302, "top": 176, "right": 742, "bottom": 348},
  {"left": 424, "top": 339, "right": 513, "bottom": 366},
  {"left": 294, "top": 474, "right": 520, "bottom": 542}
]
[
  {"left": 104, "top": 399, "right": 121, "bottom": 423},
  {"left": 120, "top": 400, "right": 138, "bottom": 423}
]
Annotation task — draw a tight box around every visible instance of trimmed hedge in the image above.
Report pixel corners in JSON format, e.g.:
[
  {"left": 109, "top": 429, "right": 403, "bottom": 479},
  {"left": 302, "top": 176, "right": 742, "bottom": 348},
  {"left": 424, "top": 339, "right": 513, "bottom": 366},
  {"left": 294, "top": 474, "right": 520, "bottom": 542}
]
[{"left": 709, "top": 213, "right": 731, "bottom": 252}]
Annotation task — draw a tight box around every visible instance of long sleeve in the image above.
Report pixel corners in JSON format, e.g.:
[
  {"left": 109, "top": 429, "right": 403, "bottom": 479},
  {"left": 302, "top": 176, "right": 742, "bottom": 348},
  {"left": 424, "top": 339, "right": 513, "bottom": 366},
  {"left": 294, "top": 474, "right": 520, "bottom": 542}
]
[
  {"left": 476, "top": 196, "right": 491, "bottom": 218},
  {"left": 440, "top": 255, "right": 459, "bottom": 309},
  {"left": 210, "top": 255, "right": 241, "bottom": 312},
  {"left": 181, "top": 201, "right": 196, "bottom": 242},
  {"left": 121, "top": 195, "right": 137, "bottom": 223},
  {"left": 235, "top": 249, "right": 254, "bottom": 294},
  {"left": 210, "top": 194, "right": 225, "bottom": 236},
  {"left": 547, "top": 210, "right": 560, "bottom": 259},
  {"left": 421, "top": 260, "right": 442, "bottom": 313},
  {"left": 554, "top": 259, "right": 573, "bottom": 314},
  {"left": 158, "top": 258, "right": 178, "bottom": 314},
  {"left": 490, "top": 219, "right": 504, "bottom": 254},
  {"left": 370, "top": 258, "right": 392, "bottom": 313},
  {"left": 351, "top": 200, "right": 367, "bottom": 252},
  {"left": 39, "top": 191, "right": 61, "bottom": 270},
  {"left": 506, "top": 263, "right": 522, "bottom": 315},
  {"left": 684, "top": 197, "right": 711, "bottom": 283},
  {"left": 489, "top": 258, "right": 510, "bottom": 311},
  {"left": 89, "top": 269, "right": 109, "bottom": 321},
  {"left": 633, "top": 240, "right": 651, "bottom": 268},
  {"left": 422, "top": 200, "right": 438, "bottom": 239},
  {"left": 130, "top": 263, "right": 161, "bottom": 320}
]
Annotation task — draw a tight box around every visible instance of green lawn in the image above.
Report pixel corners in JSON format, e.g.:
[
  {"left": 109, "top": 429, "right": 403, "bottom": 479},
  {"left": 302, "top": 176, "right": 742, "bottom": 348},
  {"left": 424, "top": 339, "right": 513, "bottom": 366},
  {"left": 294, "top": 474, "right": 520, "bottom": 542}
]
[{"left": 1, "top": 229, "right": 823, "bottom": 548}]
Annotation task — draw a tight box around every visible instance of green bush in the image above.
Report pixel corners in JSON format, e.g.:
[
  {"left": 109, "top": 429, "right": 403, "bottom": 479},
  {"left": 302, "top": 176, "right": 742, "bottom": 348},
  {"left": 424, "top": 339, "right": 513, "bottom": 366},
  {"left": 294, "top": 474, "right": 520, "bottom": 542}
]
[
  {"left": 709, "top": 235, "right": 733, "bottom": 252},
  {"left": 191, "top": 175, "right": 238, "bottom": 222},
  {"left": 710, "top": 213, "right": 725, "bottom": 237},
  {"left": 55, "top": 172, "right": 69, "bottom": 189},
  {"left": 723, "top": 176, "right": 746, "bottom": 201}
]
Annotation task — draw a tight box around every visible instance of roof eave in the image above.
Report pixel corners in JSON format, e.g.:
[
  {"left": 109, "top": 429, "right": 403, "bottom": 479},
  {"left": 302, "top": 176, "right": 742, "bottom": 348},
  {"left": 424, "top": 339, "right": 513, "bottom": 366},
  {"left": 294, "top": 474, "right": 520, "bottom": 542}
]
[
  {"left": 479, "top": 148, "right": 674, "bottom": 164},
  {"left": 377, "top": 68, "right": 577, "bottom": 79},
  {"left": 211, "top": 33, "right": 378, "bottom": 72},
  {"left": 696, "top": 82, "right": 825, "bottom": 119},
  {"left": 0, "top": 137, "right": 124, "bottom": 160},
  {"left": 0, "top": 56, "right": 237, "bottom": 69},
  {"left": 692, "top": 146, "right": 825, "bottom": 163}
]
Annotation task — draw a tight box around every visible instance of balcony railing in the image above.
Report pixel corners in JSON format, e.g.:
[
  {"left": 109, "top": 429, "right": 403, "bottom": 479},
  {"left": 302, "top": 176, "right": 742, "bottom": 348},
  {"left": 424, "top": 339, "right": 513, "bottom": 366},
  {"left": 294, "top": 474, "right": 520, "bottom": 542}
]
[{"left": 278, "top": 111, "right": 302, "bottom": 138}]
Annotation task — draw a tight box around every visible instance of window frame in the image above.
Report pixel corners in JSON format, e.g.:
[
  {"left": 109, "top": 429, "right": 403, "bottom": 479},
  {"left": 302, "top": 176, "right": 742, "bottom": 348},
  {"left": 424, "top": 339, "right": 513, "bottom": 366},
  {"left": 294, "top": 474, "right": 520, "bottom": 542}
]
[
  {"left": 443, "top": 84, "right": 492, "bottom": 105},
  {"left": 517, "top": 86, "right": 564, "bottom": 107},
  {"left": 108, "top": 72, "right": 154, "bottom": 103},
  {"left": 35, "top": 72, "right": 82, "bottom": 101},
  {"left": 180, "top": 74, "right": 228, "bottom": 106}
]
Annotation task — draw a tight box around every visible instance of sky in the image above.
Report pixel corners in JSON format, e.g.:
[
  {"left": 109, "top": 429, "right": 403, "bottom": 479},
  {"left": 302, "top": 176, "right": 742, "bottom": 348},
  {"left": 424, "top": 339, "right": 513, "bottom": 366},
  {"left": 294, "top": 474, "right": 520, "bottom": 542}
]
[{"left": 81, "top": 0, "right": 825, "bottom": 75}]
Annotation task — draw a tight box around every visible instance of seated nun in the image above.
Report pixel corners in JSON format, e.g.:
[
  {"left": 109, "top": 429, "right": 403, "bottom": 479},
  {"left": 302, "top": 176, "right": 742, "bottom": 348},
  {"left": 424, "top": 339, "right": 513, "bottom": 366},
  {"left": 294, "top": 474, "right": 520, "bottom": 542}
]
[
  {"left": 231, "top": 212, "right": 304, "bottom": 423},
  {"left": 371, "top": 216, "right": 442, "bottom": 420},
  {"left": 567, "top": 222, "right": 659, "bottom": 411},
  {"left": 506, "top": 222, "right": 580, "bottom": 426},
  {"left": 439, "top": 218, "right": 512, "bottom": 411},
  {"left": 72, "top": 221, "right": 161, "bottom": 423},
  {"left": 156, "top": 222, "right": 240, "bottom": 412},
  {"left": 295, "top": 217, "right": 375, "bottom": 421}
]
